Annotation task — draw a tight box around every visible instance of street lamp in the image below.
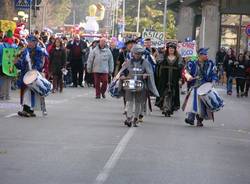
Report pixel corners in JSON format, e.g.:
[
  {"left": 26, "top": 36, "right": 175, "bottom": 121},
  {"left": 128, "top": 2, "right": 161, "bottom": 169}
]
[
  {"left": 136, "top": 0, "right": 141, "bottom": 33},
  {"left": 122, "top": 0, "right": 125, "bottom": 31},
  {"left": 163, "top": 0, "right": 168, "bottom": 41},
  {"left": 163, "top": 0, "right": 184, "bottom": 40}
]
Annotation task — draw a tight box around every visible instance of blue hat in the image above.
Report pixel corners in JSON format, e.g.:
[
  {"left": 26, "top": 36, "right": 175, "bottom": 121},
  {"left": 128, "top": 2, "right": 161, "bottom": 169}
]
[
  {"left": 117, "top": 41, "right": 125, "bottom": 49},
  {"left": 198, "top": 48, "right": 209, "bottom": 55},
  {"left": 27, "top": 35, "right": 38, "bottom": 42}
]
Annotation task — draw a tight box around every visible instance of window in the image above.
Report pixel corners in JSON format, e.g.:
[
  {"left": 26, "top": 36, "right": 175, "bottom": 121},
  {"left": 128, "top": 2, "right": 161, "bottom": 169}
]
[
  {"left": 221, "top": 14, "right": 240, "bottom": 26},
  {"left": 242, "top": 15, "right": 250, "bottom": 26},
  {"left": 221, "top": 27, "right": 238, "bottom": 51}
]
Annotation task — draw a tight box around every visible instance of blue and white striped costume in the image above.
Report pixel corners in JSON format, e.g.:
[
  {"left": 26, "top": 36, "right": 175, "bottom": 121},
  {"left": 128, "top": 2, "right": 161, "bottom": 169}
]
[
  {"left": 183, "top": 59, "right": 218, "bottom": 120},
  {"left": 15, "top": 46, "right": 47, "bottom": 110}
]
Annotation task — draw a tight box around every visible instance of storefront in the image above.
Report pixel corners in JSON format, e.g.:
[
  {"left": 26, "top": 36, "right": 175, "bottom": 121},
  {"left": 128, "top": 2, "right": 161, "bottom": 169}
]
[
  {"left": 169, "top": 0, "right": 250, "bottom": 58},
  {"left": 220, "top": 0, "right": 250, "bottom": 55}
]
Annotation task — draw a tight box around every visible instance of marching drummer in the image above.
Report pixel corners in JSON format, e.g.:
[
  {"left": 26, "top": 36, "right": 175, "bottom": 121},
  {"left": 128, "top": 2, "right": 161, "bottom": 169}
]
[
  {"left": 14, "top": 35, "right": 48, "bottom": 117},
  {"left": 119, "top": 44, "right": 159, "bottom": 127},
  {"left": 182, "top": 48, "right": 218, "bottom": 127}
]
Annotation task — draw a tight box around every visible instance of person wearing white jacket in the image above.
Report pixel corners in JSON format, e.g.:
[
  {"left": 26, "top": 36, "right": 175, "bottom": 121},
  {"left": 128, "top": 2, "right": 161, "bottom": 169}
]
[{"left": 87, "top": 37, "right": 114, "bottom": 99}]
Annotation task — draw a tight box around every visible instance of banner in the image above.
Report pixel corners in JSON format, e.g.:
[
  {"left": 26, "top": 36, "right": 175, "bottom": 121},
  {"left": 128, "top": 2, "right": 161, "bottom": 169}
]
[
  {"left": 142, "top": 30, "right": 164, "bottom": 48},
  {"left": 2, "top": 48, "right": 18, "bottom": 77},
  {"left": 177, "top": 41, "right": 197, "bottom": 58}
]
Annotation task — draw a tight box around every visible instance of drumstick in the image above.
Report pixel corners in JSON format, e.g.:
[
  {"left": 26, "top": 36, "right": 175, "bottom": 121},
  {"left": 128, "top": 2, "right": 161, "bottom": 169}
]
[{"left": 130, "top": 73, "right": 151, "bottom": 76}]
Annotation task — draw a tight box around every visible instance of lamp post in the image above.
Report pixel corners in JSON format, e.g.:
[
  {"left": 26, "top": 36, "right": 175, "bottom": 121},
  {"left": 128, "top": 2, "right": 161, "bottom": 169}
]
[
  {"left": 163, "top": 0, "right": 168, "bottom": 41},
  {"left": 136, "top": 0, "right": 141, "bottom": 33},
  {"left": 28, "top": 1, "right": 32, "bottom": 34},
  {"left": 123, "top": 0, "right": 125, "bottom": 32}
]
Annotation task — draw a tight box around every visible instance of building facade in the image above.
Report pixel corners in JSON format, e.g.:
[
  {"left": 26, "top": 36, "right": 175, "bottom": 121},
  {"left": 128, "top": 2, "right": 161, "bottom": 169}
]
[{"left": 169, "top": 0, "right": 250, "bottom": 59}]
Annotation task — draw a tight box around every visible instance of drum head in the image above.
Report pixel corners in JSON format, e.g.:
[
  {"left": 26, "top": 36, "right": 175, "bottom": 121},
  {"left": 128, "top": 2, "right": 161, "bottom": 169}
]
[
  {"left": 23, "top": 70, "right": 38, "bottom": 85},
  {"left": 197, "top": 82, "right": 213, "bottom": 95}
]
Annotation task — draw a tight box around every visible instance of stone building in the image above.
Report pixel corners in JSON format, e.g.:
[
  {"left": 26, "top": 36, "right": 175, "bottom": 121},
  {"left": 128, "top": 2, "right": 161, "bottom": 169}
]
[
  {"left": 168, "top": 0, "right": 250, "bottom": 59},
  {"left": 0, "top": 1, "right": 16, "bottom": 21}
]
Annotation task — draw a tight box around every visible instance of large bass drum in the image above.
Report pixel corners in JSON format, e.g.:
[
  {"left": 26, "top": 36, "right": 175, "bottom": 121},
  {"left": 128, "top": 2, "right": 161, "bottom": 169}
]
[
  {"left": 197, "top": 82, "right": 224, "bottom": 112},
  {"left": 23, "top": 70, "right": 53, "bottom": 97}
]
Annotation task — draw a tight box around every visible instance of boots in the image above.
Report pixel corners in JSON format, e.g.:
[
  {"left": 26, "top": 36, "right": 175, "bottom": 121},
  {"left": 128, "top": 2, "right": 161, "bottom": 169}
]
[{"left": 124, "top": 117, "right": 132, "bottom": 127}]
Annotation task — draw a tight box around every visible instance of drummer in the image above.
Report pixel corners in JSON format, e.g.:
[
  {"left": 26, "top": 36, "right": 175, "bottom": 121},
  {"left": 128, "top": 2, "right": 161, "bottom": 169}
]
[
  {"left": 183, "top": 48, "right": 218, "bottom": 127},
  {"left": 120, "top": 44, "right": 159, "bottom": 127},
  {"left": 14, "top": 35, "right": 48, "bottom": 117}
]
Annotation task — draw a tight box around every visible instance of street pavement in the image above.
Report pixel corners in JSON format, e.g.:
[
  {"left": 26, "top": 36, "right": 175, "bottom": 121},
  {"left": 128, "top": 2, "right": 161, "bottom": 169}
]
[{"left": 0, "top": 86, "right": 250, "bottom": 184}]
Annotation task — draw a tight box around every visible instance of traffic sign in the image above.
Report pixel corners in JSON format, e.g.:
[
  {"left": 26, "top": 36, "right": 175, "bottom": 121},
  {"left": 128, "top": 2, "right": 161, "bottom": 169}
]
[
  {"left": 245, "top": 24, "right": 250, "bottom": 37},
  {"left": 15, "top": 0, "right": 32, "bottom": 10}
]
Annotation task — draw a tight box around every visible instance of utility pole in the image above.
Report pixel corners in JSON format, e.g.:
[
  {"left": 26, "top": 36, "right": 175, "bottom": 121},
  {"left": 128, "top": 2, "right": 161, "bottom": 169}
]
[
  {"left": 42, "top": 4, "right": 45, "bottom": 29},
  {"left": 115, "top": 0, "right": 119, "bottom": 36},
  {"left": 73, "top": 9, "right": 76, "bottom": 25},
  {"left": 34, "top": 0, "right": 37, "bottom": 17},
  {"left": 29, "top": 0, "right": 32, "bottom": 33},
  {"left": 136, "top": 0, "right": 141, "bottom": 33},
  {"left": 163, "top": 0, "right": 168, "bottom": 41},
  {"left": 111, "top": 0, "right": 116, "bottom": 36},
  {"left": 123, "top": 0, "right": 125, "bottom": 32}
]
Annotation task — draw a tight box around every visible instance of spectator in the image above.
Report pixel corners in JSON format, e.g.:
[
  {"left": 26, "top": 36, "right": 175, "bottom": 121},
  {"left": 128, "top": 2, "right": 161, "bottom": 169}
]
[
  {"left": 87, "top": 37, "right": 114, "bottom": 99},
  {"left": 49, "top": 38, "right": 67, "bottom": 93},
  {"left": 216, "top": 47, "right": 226, "bottom": 84},
  {"left": 234, "top": 53, "right": 246, "bottom": 97},
  {"left": 244, "top": 51, "right": 250, "bottom": 97},
  {"left": 84, "top": 40, "right": 99, "bottom": 87},
  {"left": 67, "top": 35, "right": 88, "bottom": 87},
  {"left": 109, "top": 37, "right": 119, "bottom": 77},
  {"left": 223, "top": 48, "right": 236, "bottom": 95}
]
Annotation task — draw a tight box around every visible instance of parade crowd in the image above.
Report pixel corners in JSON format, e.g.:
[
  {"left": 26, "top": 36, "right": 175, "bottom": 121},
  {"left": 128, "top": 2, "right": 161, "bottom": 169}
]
[{"left": 0, "top": 29, "right": 250, "bottom": 127}]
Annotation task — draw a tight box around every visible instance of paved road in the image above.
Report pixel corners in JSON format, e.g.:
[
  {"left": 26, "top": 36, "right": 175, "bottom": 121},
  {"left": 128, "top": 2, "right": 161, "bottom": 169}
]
[{"left": 0, "top": 87, "right": 250, "bottom": 184}]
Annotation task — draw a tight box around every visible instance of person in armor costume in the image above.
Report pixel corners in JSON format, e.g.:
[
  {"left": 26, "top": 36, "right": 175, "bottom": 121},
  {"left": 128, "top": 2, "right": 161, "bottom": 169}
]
[
  {"left": 117, "top": 40, "right": 136, "bottom": 113},
  {"left": 120, "top": 44, "right": 159, "bottom": 127},
  {"left": 14, "top": 35, "right": 48, "bottom": 117},
  {"left": 183, "top": 48, "right": 218, "bottom": 127},
  {"left": 155, "top": 42, "right": 182, "bottom": 117}
]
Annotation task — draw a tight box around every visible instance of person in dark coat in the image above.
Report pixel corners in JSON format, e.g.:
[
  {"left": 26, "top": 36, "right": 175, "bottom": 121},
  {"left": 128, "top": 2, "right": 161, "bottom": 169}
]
[
  {"left": 216, "top": 47, "right": 226, "bottom": 84},
  {"left": 116, "top": 40, "right": 135, "bottom": 73},
  {"left": 67, "top": 35, "right": 87, "bottom": 87},
  {"left": 244, "top": 51, "right": 250, "bottom": 97},
  {"left": 234, "top": 53, "right": 246, "bottom": 97},
  {"left": 223, "top": 48, "right": 236, "bottom": 95},
  {"left": 155, "top": 42, "right": 182, "bottom": 117},
  {"left": 109, "top": 37, "right": 119, "bottom": 77},
  {"left": 49, "top": 38, "right": 67, "bottom": 93}
]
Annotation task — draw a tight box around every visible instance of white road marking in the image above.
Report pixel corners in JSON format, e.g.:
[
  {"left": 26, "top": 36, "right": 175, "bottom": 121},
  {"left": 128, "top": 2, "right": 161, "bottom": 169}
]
[
  {"left": 5, "top": 113, "right": 18, "bottom": 118},
  {"left": 94, "top": 128, "right": 136, "bottom": 184}
]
